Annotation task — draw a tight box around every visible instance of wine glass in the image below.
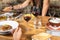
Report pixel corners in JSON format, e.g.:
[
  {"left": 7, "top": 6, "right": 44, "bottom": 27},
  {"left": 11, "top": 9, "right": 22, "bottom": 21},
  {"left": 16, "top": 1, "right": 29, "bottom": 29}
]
[
  {"left": 34, "top": 17, "right": 41, "bottom": 29},
  {"left": 24, "top": 15, "right": 31, "bottom": 22},
  {"left": 56, "top": 8, "right": 60, "bottom": 17},
  {"left": 49, "top": 8, "right": 56, "bottom": 18},
  {"left": 32, "top": 6, "right": 40, "bottom": 17},
  {"left": 31, "top": 6, "right": 41, "bottom": 29},
  {"left": 24, "top": 6, "right": 32, "bottom": 22},
  {"left": 22, "top": 7, "right": 32, "bottom": 31}
]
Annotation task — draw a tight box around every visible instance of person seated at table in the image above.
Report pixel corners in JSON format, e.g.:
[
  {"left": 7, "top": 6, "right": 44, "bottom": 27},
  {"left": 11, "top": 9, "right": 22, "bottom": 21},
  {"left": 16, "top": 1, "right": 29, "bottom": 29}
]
[{"left": 3, "top": 0, "right": 49, "bottom": 17}]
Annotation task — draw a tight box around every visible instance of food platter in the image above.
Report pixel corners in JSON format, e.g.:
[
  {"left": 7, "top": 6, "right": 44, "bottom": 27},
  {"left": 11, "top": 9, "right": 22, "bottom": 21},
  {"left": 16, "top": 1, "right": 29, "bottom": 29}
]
[{"left": 0, "top": 21, "right": 19, "bottom": 35}]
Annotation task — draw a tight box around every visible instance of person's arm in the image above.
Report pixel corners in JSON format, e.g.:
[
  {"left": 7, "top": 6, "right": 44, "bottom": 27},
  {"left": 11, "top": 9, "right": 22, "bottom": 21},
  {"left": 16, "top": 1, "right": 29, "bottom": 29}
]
[
  {"left": 13, "top": 0, "right": 31, "bottom": 9},
  {"left": 3, "top": 0, "right": 31, "bottom": 11},
  {"left": 42, "top": 0, "right": 49, "bottom": 16}
]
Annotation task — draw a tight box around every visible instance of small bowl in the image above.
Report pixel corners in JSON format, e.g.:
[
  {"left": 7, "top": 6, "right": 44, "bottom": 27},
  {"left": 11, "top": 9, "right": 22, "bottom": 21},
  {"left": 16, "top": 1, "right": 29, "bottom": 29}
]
[{"left": 46, "top": 17, "right": 60, "bottom": 30}]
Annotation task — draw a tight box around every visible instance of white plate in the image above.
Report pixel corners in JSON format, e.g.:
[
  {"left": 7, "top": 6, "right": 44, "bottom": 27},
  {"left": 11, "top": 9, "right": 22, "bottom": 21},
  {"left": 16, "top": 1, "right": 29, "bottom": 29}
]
[
  {"left": 0, "top": 21, "right": 19, "bottom": 33},
  {"left": 47, "top": 30, "right": 60, "bottom": 36},
  {"left": 49, "top": 18, "right": 60, "bottom": 23}
]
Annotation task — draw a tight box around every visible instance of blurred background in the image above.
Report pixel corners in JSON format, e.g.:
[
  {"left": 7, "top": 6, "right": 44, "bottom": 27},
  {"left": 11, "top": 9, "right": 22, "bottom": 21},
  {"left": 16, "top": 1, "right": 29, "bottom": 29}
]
[{"left": 0, "top": 0, "right": 60, "bottom": 17}]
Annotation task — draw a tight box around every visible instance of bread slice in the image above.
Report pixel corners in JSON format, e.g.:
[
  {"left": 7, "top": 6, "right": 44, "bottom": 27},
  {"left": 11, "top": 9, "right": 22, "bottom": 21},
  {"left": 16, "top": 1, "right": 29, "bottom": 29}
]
[{"left": 32, "top": 33, "right": 52, "bottom": 40}]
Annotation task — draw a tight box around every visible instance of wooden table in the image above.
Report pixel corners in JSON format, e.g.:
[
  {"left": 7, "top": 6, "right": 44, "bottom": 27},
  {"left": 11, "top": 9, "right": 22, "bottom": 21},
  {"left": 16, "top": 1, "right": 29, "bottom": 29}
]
[
  {"left": 0, "top": 16, "right": 56, "bottom": 40},
  {"left": 0, "top": 35, "right": 12, "bottom": 40}
]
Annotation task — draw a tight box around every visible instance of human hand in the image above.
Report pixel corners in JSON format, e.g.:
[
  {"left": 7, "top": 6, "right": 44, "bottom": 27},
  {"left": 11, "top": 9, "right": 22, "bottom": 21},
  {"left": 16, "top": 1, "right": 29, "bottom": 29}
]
[
  {"left": 13, "top": 0, "right": 31, "bottom": 10},
  {"left": 3, "top": 6, "right": 12, "bottom": 12},
  {"left": 13, "top": 27, "right": 22, "bottom": 40}
]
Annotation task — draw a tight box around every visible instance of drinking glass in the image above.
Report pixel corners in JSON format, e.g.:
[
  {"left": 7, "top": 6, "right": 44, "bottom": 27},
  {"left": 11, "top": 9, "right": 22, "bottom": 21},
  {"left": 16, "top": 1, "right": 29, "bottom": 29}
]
[
  {"left": 32, "top": 6, "right": 40, "bottom": 17},
  {"left": 49, "top": 8, "right": 56, "bottom": 18},
  {"left": 34, "top": 17, "right": 41, "bottom": 29},
  {"left": 0, "top": 14, "right": 7, "bottom": 21},
  {"left": 23, "top": 6, "right": 32, "bottom": 22}
]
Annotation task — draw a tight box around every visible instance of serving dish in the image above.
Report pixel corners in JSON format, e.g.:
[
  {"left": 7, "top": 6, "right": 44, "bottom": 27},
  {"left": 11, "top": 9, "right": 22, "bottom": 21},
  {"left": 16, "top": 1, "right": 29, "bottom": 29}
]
[
  {"left": 47, "top": 17, "right": 60, "bottom": 30},
  {"left": 0, "top": 21, "right": 19, "bottom": 35}
]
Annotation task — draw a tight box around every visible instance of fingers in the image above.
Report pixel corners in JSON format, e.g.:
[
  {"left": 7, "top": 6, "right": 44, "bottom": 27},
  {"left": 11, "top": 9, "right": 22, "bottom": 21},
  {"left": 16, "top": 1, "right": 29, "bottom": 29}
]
[
  {"left": 14, "top": 27, "right": 19, "bottom": 32},
  {"left": 14, "top": 27, "right": 22, "bottom": 32},
  {"left": 18, "top": 28, "right": 22, "bottom": 32},
  {"left": 18, "top": 28, "right": 22, "bottom": 34},
  {"left": 3, "top": 6, "right": 12, "bottom": 12},
  {"left": 17, "top": 28, "right": 22, "bottom": 37},
  {"left": 10, "top": 29, "right": 15, "bottom": 34}
]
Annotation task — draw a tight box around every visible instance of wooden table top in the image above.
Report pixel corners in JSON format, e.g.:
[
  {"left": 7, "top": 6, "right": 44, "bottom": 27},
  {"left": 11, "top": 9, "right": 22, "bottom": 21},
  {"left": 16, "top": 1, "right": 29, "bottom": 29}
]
[
  {"left": 0, "top": 35, "right": 12, "bottom": 40},
  {"left": 0, "top": 16, "right": 50, "bottom": 40}
]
